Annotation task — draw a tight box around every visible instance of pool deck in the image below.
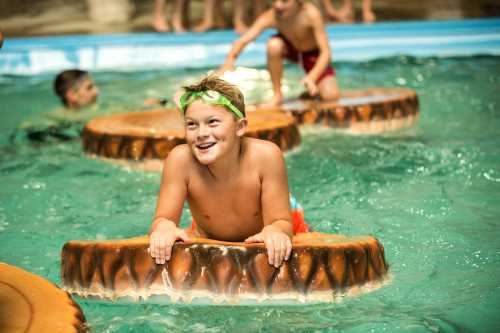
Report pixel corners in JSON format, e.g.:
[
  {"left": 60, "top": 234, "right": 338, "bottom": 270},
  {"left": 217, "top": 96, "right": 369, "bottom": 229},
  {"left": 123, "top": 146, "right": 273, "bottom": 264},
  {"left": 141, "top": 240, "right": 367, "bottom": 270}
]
[{"left": 1, "top": 18, "right": 499, "bottom": 75}]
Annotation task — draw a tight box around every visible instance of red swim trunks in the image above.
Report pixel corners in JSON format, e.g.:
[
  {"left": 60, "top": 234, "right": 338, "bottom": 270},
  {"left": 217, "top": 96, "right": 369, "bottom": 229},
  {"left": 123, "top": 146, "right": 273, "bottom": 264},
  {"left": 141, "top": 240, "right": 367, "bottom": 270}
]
[{"left": 273, "top": 33, "right": 336, "bottom": 83}]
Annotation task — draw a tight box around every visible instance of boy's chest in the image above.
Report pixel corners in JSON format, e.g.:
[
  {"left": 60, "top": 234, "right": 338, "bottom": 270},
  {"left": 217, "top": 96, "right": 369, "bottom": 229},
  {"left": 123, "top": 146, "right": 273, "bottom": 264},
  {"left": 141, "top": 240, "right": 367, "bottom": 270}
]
[
  {"left": 278, "top": 13, "right": 313, "bottom": 38},
  {"left": 188, "top": 173, "right": 262, "bottom": 211}
]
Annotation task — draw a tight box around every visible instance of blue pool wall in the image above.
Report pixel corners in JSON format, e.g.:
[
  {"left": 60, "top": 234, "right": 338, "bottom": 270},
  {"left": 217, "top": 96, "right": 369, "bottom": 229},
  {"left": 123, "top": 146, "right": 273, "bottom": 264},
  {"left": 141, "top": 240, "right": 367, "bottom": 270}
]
[{"left": 1, "top": 18, "right": 499, "bottom": 75}]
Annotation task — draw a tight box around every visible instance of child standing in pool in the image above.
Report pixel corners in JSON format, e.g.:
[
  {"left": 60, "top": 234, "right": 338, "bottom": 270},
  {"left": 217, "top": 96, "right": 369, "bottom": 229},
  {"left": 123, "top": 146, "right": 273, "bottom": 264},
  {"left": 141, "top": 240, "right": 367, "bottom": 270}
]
[
  {"left": 218, "top": 0, "right": 339, "bottom": 106},
  {"left": 149, "top": 76, "right": 298, "bottom": 268}
]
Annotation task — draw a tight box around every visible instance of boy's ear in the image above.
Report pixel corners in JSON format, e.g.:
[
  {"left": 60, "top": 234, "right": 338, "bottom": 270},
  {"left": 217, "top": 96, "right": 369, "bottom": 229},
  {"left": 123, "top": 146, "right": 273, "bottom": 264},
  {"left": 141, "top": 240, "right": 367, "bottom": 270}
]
[
  {"left": 236, "top": 118, "right": 248, "bottom": 137},
  {"left": 65, "top": 89, "right": 77, "bottom": 105}
]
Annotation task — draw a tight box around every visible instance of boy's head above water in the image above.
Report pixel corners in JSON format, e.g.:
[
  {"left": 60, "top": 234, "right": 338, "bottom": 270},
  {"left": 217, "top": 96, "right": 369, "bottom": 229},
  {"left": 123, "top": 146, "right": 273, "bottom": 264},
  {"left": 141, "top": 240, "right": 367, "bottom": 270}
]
[
  {"left": 179, "top": 76, "right": 248, "bottom": 166},
  {"left": 180, "top": 75, "right": 246, "bottom": 118},
  {"left": 54, "top": 69, "right": 99, "bottom": 109}
]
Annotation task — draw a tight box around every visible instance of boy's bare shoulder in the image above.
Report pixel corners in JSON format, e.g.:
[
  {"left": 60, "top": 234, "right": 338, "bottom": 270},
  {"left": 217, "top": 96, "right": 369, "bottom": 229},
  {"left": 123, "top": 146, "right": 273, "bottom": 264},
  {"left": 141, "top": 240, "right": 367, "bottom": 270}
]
[
  {"left": 303, "top": 2, "right": 322, "bottom": 19},
  {"left": 165, "top": 144, "right": 195, "bottom": 166},
  {"left": 244, "top": 137, "right": 283, "bottom": 160}
]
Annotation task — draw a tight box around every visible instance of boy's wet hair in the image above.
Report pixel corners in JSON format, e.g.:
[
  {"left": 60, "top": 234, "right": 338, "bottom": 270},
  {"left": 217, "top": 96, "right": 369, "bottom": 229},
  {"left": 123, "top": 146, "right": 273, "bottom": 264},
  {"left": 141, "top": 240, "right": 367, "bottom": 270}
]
[
  {"left": 53, "top": 69, "right": 89, "bottom": 106},
  {"left": 182, "top": 75, "right": 246, "bottom": 117}
]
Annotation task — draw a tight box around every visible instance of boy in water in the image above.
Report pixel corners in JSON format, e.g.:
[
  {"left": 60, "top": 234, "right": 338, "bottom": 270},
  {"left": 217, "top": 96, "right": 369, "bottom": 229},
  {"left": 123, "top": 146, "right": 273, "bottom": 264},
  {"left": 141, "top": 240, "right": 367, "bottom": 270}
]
[
  {"left": 148, "top": 76, "right": 295, "bottom": 268},
  {"left": 13, "top": 69, "right": 99, "bottom": 141},
  {"left": 218, "top": 0, "right": 339, "bottom": 106},
  {"left": 54, "top": 69, "right": 99, "bottom": 109}
]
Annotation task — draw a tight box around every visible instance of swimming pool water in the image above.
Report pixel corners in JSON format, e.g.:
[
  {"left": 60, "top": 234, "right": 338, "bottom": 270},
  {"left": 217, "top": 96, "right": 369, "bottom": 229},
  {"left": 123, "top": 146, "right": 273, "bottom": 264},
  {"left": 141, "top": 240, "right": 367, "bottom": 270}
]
[{"left": 1, "top": 56, "right": 499, "bottom": 332}]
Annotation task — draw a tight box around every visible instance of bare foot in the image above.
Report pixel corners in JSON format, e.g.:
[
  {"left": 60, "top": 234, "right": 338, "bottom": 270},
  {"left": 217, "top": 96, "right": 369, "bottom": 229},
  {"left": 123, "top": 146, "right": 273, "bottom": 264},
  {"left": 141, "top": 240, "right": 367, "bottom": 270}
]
[
  {"left": 193, "top": 20, "right": 214, "bottom": 33},
  {"left": 153, "top": 16, "right": 169, "bottom": 32},
  {"left": 172, "top": 18, "right": 187, "bottom": 33},
  {"left": 363, "top": 10, "right": 376, "bottom": 23}
]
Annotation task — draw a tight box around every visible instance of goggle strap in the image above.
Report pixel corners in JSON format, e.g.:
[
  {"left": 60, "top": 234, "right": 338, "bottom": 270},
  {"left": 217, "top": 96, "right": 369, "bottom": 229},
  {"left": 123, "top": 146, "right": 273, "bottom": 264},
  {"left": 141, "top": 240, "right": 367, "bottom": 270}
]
[{"left": 179, "top": 90, "right": 244, "bottom": 119}]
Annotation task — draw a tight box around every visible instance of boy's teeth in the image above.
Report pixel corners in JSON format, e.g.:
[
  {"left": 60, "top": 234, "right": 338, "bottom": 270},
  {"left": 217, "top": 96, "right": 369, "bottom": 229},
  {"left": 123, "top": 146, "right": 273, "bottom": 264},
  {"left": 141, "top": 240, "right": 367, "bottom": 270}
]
[{"left": 198, "top": 142, "right": 215, "bottom": 149}]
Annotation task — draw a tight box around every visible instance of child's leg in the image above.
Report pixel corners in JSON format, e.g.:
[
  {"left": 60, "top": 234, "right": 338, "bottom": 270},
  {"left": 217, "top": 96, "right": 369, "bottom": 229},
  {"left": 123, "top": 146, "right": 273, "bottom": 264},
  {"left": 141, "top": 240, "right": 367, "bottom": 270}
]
[
  {"left": 337, "top": 0, "right": 354, "bottom": 23},
  {"left": 321, "top": 0, "right": 338, "bottom": 21},
  {"left": 233, "top": 0, "right": 248, "bottom": 34},
  {"left": 265, "top": 37, "right": 286, "bottom": 106},
  {"left": 172, "top": 0, "right": 188, "bottom": 33},
  {"left": 318, "top": 75, "right": 340, "bottom": 101},
  {"left": 152, "top": 0, "right": 169, "bottom": 32},
  {"left": 322, "top": 0, "right": 353, "bottom": 23},
  {"left": 214, "top": 0, "right": 227, "bottom": 29},
  {"left": 362, "top": 0, "right": 376, "bottom": 23},
  {"left": 193, "top": 0, "right": 216, "bottom": 32}
]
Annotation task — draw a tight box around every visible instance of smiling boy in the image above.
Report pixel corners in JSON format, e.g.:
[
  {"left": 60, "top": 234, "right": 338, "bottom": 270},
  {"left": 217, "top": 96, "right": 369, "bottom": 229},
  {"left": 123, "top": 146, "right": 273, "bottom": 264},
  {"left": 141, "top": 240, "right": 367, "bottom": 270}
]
[
  {"left": 218, "top": 0, "right": 339, "bottom": 106},
  {"left": 149, "top": 76, "right": 293, "bottom": 268}
]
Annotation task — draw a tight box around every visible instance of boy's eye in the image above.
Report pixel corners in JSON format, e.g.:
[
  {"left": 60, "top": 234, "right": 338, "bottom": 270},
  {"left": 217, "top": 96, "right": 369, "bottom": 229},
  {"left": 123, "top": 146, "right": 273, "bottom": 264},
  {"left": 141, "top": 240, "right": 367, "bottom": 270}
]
[
  {"left": 208, "top": 119, "right": 220, "bottom": 126},
  {"left": 185, "top": 121, "right": 197, "bottom": 129}
]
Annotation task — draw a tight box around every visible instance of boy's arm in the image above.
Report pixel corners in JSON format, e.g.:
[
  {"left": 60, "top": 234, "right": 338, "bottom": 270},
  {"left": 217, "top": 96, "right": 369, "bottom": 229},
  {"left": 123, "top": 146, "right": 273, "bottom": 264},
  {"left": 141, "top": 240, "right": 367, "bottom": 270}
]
[
  {"left": 218, "top": 9, "right": 275, "bottom": 73},
  {"left": 245, "top": 142, "right": 293, "bottom": 268},
  {"left": 302, "top": 5, "right": 332, "bottom": 89},
  {"left": 149, "top": 146, "right": 190, "bottom": 264}
]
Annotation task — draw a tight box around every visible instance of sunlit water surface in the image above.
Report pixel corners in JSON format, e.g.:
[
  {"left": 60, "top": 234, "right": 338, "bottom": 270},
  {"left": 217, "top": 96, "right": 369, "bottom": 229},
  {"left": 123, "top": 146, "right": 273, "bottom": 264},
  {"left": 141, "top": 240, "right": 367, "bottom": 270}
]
[{"left": 1, "top": 56, "right": 499, "bottom": 332}]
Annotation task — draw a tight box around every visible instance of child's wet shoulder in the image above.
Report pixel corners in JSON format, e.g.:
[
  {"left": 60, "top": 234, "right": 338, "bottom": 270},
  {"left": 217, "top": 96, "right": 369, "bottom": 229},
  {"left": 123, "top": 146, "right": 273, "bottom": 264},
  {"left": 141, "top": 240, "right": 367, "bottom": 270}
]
[
  {"left": 167, "top": 144, "right": 193, "bottom": 163},
  {"left": 244, "top": 137, "right": 282, "bottom": 158}
]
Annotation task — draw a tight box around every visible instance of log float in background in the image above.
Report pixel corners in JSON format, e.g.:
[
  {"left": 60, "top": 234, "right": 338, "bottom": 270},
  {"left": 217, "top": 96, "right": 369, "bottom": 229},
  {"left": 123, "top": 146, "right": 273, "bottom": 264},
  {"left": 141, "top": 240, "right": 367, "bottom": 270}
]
[
  {"left": 83, "top": 109, "right": 300, "bottom": 161},
  {"left": 61, "top": 232, "right": 389, "bottom": 304},
  {"left": 254, "top": 88, "right": 419, "bottom": 134},
  {"left": 0, "top": 262, "right": 87, "bottom": 333}
]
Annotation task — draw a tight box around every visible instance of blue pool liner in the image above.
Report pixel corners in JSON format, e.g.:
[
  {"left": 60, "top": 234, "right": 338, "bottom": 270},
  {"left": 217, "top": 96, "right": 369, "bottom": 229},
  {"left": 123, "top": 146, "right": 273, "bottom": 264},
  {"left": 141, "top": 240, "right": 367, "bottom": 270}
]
[{"left": 1, "top": 18, "right": 499, "bottom": 75}]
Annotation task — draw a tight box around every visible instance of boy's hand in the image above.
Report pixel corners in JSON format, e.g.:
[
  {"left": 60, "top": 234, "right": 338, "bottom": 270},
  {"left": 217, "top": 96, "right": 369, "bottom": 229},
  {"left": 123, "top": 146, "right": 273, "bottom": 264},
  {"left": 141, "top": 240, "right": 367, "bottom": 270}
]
[
  {"left": 245, "top": 225, "right": 292, "bottom": 268},
  {"left": 148, "top": 219, "right": 190, "bottom": 265},
  {"left": 300, "top": 76, "right": 319, "bottom": 97}
]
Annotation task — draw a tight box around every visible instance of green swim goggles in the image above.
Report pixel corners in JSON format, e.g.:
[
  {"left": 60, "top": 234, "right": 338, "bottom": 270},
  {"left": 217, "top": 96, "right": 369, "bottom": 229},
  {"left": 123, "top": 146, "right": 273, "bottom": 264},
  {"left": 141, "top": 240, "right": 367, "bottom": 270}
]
[{"left": 179, "top": 90, "right": 244, "bottom": 119}]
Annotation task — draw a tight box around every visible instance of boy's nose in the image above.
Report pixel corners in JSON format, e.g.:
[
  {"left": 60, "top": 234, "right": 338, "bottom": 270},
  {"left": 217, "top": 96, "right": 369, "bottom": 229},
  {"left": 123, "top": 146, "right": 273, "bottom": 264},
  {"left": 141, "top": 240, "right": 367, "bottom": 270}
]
[{"left": 197, "top": 124, "right": 209, "bottom": 137}]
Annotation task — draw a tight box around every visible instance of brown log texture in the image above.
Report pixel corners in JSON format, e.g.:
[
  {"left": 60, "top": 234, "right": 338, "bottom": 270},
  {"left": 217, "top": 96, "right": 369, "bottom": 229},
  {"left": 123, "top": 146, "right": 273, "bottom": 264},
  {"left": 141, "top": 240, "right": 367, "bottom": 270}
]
[
  {"left": 269, "top": 88, "right": 419, "bottom": 133},
  {"left": 83, "top": 109, "right": 300, "bottom": 160},
  {"left": 61, "top": 232, "right": 389, "bottom": 304}
]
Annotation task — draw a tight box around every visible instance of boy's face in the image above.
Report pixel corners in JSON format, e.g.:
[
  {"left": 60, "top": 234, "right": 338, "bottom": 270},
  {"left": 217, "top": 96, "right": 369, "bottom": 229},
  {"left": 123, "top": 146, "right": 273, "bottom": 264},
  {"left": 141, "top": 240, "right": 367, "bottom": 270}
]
[
  {"left": 273, "top": 0, "right": 300, "bottom": 18},
  {"left": 184, "top": 100, "right": 246, "bottom": 165},
  {"left": 67, "top": 75, "right": 99, "bottom": 108}
]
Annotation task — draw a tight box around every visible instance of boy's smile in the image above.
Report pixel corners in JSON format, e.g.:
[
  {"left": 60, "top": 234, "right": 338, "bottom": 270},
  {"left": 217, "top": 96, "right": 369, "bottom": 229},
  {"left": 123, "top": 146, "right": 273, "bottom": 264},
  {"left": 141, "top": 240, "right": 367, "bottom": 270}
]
[{"left": 184, "top": 100, "right": 246, "bottom": 165}]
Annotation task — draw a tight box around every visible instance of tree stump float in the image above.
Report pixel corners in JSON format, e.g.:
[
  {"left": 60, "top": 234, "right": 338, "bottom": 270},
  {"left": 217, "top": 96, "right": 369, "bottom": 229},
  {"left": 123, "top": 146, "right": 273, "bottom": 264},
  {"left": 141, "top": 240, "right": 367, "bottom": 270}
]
[
  {"left": 61, "top": 232, "right": 389, "bottom": 304},
  {"left": 0, "top": 262, "right": 87, "bottom": 333},
  {"left": 258, "top": 88, "right": 419, "bottom": 134},
  {"left": 83, "top": 109, "right": 300, "bottom": 161}
]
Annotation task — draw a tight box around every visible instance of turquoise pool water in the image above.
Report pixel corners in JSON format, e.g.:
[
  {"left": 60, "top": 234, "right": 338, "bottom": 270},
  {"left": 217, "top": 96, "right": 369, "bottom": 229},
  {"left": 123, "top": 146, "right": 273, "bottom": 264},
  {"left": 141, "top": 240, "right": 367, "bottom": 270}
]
[{"left": 1, "top": 56, "right": 500, "bottom": 332}]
